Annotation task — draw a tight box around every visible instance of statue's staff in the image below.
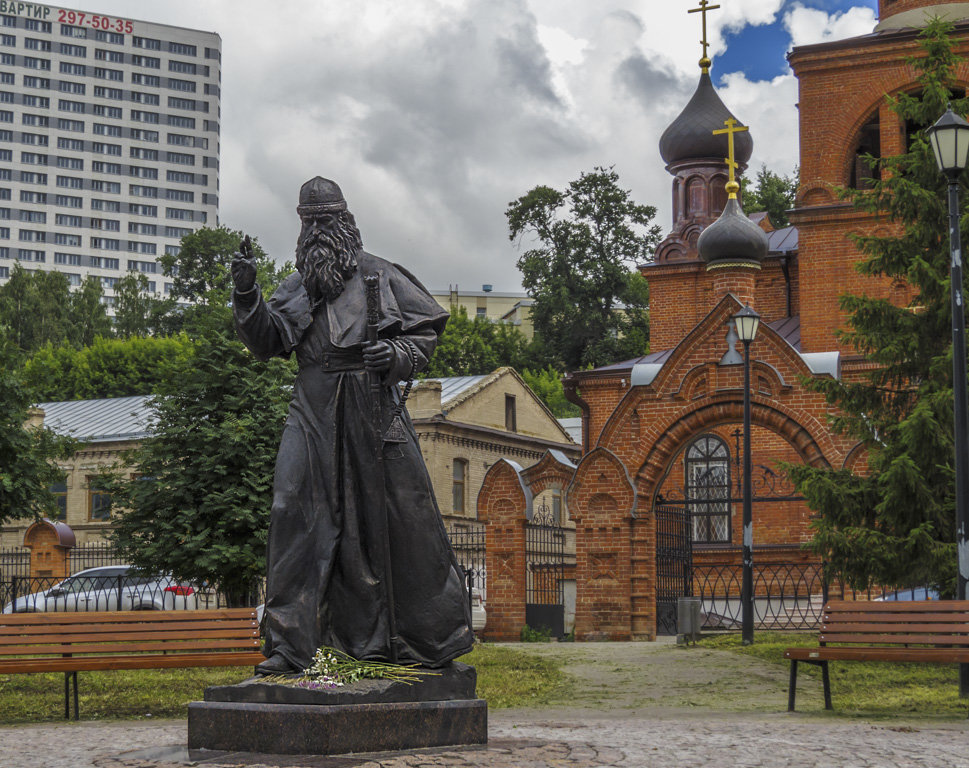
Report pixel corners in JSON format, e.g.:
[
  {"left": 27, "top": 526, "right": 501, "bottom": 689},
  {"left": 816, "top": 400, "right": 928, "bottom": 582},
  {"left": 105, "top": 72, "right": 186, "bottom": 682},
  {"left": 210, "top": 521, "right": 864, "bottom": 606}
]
[{"left": 363, "top": 274, "right": 400, "bottom": 663}]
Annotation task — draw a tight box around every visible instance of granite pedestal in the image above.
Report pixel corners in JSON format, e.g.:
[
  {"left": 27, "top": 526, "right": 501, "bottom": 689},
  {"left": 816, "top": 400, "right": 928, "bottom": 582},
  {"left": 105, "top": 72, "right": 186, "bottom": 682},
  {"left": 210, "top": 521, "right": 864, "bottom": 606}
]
[{"left": 187, "top": 662, "right": 487, "bottom": 755}]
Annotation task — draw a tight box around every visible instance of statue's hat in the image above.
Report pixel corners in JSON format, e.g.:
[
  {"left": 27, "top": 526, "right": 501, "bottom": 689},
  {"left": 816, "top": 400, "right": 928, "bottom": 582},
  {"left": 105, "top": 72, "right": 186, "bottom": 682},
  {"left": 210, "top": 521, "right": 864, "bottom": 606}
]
[{"left": 297, "top": 176, "right": 347, "bottom": 215}]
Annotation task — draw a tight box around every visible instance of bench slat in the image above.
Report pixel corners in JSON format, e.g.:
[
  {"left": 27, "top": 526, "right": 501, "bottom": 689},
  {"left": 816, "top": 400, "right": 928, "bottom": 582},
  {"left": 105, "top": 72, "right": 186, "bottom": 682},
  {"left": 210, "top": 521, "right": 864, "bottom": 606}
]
[
  {"left": 786, "top": 646, "right": 969, "bottom": 663},
  {"left": 0, "top": 651, "right": 266, "bottom": 674},
  {"left": 824, "top": 600, "right": 969, "bottom": 613},
  {"left": 823, "top": 612, "right": 969, "bottom": 625},
  {"left": 0, "top": 609, "right": 256, "bottom": 625},
  {"left": 0, "top": 638, "right": 261, "bottom": 655},
  {"left": 820, "top": 621, "right": 969, "bottom": 633},
  {"left": 0, "top": 618, "right": 258, "bottom": 637},
  {"left": 820, "top": 632, "right": 969, "bottom": 646},
  {"left": 0, "top": 628, "right": 257, "bottom": 647}
]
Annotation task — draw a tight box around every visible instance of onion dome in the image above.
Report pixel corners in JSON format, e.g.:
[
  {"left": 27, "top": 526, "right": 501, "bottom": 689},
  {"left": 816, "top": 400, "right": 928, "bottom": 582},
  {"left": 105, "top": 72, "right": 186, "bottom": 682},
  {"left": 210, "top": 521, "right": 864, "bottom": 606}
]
[
  {"left": 659, "top": 72, "right": 754, "bottom": 167},
  {"left": 697, "top": 182, "right": 768, "bottom": 270}
]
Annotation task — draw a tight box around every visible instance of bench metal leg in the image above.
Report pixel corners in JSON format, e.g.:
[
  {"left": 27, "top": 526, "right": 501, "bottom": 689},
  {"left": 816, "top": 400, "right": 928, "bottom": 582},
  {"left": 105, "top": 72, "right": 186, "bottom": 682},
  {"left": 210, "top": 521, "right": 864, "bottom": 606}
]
[
  {"left": 788, "top": 660, "right": 797, "bottom": 712},
  {"left": 63, "top": 672, "right": 79, "bottom": 720},
  {"left": 821, "top": 661, "right": 832, "bottom": 710}
]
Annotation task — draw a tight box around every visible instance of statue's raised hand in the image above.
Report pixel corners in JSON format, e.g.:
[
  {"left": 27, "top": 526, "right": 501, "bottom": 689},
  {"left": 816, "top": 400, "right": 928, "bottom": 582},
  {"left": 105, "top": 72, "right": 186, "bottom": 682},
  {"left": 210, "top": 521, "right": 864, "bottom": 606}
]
[{"left": 232, "top": 234, "right": 257, "bottom": 292}]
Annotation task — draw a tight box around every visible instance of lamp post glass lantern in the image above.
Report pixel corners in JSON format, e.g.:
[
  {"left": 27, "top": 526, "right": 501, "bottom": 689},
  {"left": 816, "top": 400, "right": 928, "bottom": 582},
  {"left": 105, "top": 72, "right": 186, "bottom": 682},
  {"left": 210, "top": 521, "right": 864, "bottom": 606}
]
[
  {"left": 927, "top": 107, "right": 969, "bottom": 178},
  {"left": 734, "top": 305, "right": 760, "bottom": 645},
  {"left": 928, "top": 105, "right": 969, "bottom": 696}
]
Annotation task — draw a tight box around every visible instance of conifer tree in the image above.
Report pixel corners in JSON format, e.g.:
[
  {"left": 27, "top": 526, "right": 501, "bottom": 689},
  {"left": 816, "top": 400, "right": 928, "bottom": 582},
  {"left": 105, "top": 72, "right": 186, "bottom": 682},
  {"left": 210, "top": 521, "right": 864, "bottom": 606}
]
[{"left": 788, "top": 20, "right": 968, "bottom": 594}]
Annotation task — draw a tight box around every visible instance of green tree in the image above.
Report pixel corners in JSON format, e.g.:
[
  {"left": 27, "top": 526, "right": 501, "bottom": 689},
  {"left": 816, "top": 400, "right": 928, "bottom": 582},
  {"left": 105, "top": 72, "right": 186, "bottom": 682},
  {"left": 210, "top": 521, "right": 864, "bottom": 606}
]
[
  {"left": 23, "top": 335, "right": 194, "bottom": 401},
  {"left": 160, "top": 226, "right": 285, "bottom": 306},
  {"left": 0, "top": 338, "right": 75, "bottom": 524},
  {"left": 741, "top": 165, "right": 799, "bottom": 228},
  {"left": 69, "top": 276, "right": 113, "bottom": 347},
  {"left": 0, "top": 266, "right": 73, "bottom": 353},
  {"left": 507, "top": 166, "right": 660, "bottom": 370},
  {"left": 520, "top": 366, "right": 580, "bottom": 418},
  {"left": 106, "top": 327, "right": 294, "bottom": 602},
  {"left": 788, "top": 20, "right": 965, "bottom": 594},
  {"left": 425, "top": 306, "right": 529, "bottom": 376},
  {"left": 0, "top": 268, "right": 112, "bottom": 352},
  {"left": 113, "top": 272, "right": 177, "bottom": 339}
]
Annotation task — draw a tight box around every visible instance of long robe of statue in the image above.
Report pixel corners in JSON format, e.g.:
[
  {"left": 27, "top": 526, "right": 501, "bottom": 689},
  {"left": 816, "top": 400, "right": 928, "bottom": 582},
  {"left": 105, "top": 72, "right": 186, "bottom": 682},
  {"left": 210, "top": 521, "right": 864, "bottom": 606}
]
[{"left": 233, "top": 177, "right": 474, "bottom": 674}]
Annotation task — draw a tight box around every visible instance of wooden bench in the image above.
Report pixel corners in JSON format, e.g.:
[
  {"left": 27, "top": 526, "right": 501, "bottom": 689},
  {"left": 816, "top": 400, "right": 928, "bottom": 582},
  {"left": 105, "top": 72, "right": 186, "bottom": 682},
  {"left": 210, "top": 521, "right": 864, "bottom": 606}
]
[
  {"left": 0, "top": 608, "right": 266, "bottom": 719},
  {"left": 785, "top": 600, "right": 969, "bottom": 715}
]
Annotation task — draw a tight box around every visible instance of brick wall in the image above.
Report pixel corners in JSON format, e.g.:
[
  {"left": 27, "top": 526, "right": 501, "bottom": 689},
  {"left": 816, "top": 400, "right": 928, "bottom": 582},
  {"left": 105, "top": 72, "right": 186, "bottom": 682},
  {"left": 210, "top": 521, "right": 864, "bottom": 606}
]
[
  {"left": 477, "top": 460, "right": 528, "bottom": 641},
  {"left": 567, "top": 448, "right": 638, "bottom": 640}
]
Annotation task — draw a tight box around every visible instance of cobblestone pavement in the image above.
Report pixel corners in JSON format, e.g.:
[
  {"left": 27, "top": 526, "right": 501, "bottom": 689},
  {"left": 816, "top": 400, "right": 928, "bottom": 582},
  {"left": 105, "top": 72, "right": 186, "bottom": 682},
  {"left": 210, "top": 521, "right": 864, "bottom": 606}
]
[{"left": 3, "top": 709, "right": 968, "bottom": 768}]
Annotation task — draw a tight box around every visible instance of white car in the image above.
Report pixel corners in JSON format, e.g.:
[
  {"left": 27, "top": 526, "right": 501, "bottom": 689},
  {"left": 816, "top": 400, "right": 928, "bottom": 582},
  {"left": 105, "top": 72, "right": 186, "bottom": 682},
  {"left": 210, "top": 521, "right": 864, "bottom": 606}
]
[{"left": 2, "top": 565, "right": 198, "bottom": 613}]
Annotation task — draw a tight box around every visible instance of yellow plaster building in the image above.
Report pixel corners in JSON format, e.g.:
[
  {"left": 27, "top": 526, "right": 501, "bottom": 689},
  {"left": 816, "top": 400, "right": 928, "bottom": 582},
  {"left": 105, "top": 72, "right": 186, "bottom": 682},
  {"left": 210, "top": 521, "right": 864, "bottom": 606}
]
[
  {"left": 409, "top": 367, "right": 579, "bottom": 525},
  {"left": 1, "top": 396, "right": 153, "bottom": 548},
  {"left": 428, "top": 287, "right": 536, "bottom": 339},
  {"left": 4, "top": 369, "right": 578, "bottom": 546}
]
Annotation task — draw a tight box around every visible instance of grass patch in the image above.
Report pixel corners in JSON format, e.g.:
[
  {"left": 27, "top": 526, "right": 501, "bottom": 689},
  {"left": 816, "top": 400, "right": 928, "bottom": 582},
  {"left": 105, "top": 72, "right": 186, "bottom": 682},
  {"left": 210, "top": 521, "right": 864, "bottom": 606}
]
[
  {"left": 0, "top": 666, "right": 250, "bottom": 723},
  {"left": 0, "top": 644, "right": 572, "bottom": 723},
  {"left": 699, "top": 632, "right": 967, "bottom": 717},
  {"left": 459, "top": 643, "right": 573, "bottom": 708}
]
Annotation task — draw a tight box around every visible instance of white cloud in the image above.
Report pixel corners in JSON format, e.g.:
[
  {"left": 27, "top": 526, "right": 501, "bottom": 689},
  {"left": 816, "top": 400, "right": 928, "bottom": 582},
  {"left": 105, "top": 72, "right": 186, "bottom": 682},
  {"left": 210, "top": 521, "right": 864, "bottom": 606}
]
[
  {"left": 63, "top": 1, "right": 874, "bottom": 290},
  {"left": 784, "top": 4, "right": 878, "bottom": 48}
]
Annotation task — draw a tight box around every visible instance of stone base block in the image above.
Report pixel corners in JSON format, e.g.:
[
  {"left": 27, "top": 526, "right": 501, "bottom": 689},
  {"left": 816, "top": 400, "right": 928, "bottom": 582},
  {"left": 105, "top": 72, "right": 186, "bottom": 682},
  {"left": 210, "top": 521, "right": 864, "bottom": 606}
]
[{"left": 187, "top": 698, "right": 488, "bottom": 755}]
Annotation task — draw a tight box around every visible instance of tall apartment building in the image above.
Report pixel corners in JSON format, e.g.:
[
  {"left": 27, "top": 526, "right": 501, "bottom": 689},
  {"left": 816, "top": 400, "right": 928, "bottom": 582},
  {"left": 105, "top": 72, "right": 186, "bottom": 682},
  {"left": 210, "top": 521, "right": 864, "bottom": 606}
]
[{"left": 0, "top": 2, "right": 220, "bottom": 303}]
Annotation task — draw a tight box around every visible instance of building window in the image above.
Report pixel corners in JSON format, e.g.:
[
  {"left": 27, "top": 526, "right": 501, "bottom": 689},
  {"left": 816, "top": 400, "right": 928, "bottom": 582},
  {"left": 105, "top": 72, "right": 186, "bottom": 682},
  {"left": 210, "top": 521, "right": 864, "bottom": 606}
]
[
  {"left": 505, "top": 395, "right": 517, "bottom": 432},
  {"left": 50, "top": 481, "right": 68, "bottom": 520},
  {"left": 685, "top": 434, "right": 731, "bottom": 544},
  {"left": 452, "top": 459, "right": 467, "bottom": 514},
  {"left": 88, "top": 478, "right": 111, "bottom": 521},
  {"left": 169, "top": 42, "right": 197, "bottom": 56}
]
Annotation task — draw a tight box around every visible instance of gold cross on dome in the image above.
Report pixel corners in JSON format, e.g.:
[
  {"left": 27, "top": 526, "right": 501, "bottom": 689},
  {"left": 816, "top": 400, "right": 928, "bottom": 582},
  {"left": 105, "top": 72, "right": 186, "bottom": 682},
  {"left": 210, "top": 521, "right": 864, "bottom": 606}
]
[
  {"left": 712, "top": 117, "right": 749, "bottom": 199},
  {"left": 688, "top": 0, "right": 721, "bottom": 73}
]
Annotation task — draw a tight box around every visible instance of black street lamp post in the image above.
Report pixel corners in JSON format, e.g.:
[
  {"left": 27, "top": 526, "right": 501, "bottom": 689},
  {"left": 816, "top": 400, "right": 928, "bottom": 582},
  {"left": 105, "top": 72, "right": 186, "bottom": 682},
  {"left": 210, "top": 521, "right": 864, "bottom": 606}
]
[
  {"left": 927, "top": 106, "right": 969, "bottom": 695},
  {"left": 734, "top": 305, "right": 760, "bottom": 645}
]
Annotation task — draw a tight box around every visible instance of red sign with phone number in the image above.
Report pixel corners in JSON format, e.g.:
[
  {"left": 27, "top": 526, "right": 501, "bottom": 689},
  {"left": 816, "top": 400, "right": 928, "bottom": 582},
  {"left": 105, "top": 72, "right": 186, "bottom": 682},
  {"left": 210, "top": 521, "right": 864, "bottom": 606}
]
[{"left": 57, "top": 8, "right": 133, "bottom": 34}]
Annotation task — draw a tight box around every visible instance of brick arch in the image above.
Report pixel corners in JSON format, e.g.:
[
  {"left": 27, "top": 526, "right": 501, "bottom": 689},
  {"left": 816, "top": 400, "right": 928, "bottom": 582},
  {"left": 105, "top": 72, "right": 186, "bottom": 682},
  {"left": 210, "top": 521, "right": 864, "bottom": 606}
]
[
  {"left": 796, "top": 180, "right": 835, "bottom": 207},
  {"left": 567, "top": 447, "right": 638, "bottom": 525},
  {"left": 842, "top": 440, "right": 869, "bottom": 473},
  {"left": 839, "top": 102, "right": 882, "bottom": 189},
  {"left": 477, "top": 458, "right": 531, "bottom": 524},
  {"left": 634, "top": 399, "right": 832, "bottom": 498},
  {"left": 520, "top": 450, "right": 577, "bottom": 498}
]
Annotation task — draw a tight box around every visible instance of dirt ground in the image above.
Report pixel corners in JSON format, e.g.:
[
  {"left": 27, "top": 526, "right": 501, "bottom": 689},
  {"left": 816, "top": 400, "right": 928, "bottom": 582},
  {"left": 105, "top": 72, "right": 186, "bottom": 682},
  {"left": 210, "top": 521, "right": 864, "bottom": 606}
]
[{"left": 500, "top": 637, "right": 811, "bottom": 716}]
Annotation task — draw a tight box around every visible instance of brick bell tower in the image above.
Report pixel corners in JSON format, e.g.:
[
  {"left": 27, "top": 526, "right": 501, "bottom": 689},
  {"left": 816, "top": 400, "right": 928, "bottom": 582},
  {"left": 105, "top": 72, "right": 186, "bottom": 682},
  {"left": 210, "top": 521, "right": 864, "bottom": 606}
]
[
  {"left": 789, "top": 0, "right": 969, "bottom": 363},
  {"left": 643, "top": 1, "right": 797, "bottom": 353}
]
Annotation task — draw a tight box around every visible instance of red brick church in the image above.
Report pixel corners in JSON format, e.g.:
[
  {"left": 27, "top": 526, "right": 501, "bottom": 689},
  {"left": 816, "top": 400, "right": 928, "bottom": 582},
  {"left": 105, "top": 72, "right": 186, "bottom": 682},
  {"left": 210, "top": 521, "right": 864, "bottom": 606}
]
[{"left": 477, "top": 0, "right": 969, "bottom": 641}]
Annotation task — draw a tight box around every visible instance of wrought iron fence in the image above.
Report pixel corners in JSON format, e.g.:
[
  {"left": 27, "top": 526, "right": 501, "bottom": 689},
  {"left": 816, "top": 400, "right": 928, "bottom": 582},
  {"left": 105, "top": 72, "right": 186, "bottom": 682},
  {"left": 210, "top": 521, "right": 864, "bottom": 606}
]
[
  {"left": 0, "top": 547, "right": 30, "bottom": 579},
  {"left": 69, "top": 542, "right": 126, "bottom": 574},
  {"left": 445, "top": 522, "right": 486, "bottom": 600},
  {"left": 695, "top": 561, "right": 826, "bottom": 630},
  {"left": 0, "top": 573, "right": 265, "bottom": 613},
  {"left": 694, "top": 561, "right": 935, "bottom": 631}
]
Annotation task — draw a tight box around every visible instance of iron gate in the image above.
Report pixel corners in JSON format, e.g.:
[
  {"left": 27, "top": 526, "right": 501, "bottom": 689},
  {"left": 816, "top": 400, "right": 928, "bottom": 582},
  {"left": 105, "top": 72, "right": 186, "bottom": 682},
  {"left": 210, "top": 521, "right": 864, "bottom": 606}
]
[
  {"left": 525, "top": 504, "right": 567, "bottom": 637},
  {"left": 655, "top": 456, "right": 807, "bottom": 635},
  {"left": 655, "top": 504, "right": 693, "bottom": 635}
]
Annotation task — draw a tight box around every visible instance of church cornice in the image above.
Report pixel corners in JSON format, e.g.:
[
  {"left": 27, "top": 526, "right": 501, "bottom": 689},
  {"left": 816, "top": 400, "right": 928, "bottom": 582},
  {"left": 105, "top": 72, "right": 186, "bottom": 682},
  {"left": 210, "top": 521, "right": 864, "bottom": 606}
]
[{"left": 789, "top": 20, "right": 969, "bottom": 72}]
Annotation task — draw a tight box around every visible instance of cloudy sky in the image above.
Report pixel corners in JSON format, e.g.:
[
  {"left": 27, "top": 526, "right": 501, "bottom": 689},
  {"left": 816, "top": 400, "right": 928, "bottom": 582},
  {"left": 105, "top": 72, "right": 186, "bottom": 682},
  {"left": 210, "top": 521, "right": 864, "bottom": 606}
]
[{"left": 71, "top": 0, "right": 878, "bottom": 291}]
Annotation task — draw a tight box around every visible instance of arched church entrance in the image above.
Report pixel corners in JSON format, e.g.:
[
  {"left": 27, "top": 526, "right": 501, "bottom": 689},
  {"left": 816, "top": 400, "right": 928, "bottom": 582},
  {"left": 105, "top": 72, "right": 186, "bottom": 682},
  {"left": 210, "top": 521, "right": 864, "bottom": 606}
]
[{"left": 650, "top": 426, "right": 814, "bottom": 635}]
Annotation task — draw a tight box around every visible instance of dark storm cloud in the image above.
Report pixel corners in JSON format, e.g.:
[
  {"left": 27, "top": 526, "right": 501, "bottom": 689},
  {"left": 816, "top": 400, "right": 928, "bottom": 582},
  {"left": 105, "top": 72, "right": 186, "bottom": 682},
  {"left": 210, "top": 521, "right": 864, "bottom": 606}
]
[{"left": 615, "top": 54, "right": 684, "bottom": 113}]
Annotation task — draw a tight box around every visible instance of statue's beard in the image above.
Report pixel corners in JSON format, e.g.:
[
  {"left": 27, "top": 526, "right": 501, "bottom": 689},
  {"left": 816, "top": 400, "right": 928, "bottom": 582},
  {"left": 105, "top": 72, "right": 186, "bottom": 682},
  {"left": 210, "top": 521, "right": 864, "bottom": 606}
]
[{"left": 295, "top": 218, "right": 361, "bottom": 303}]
